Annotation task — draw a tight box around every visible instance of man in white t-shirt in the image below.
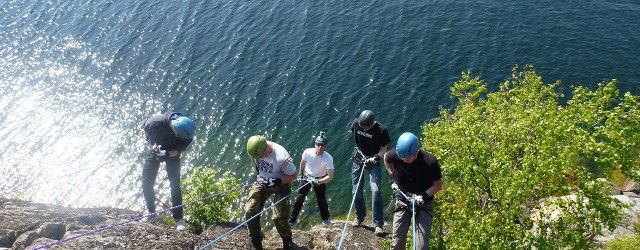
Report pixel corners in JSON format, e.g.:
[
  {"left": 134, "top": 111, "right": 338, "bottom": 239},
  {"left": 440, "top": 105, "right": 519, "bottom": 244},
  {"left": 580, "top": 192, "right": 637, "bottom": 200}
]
[
  {"left": 289, "top": 132, "right": 334, "bottom": 226},
  {"left": 245, "top": 135, "right": 298, "bottom": 250}
]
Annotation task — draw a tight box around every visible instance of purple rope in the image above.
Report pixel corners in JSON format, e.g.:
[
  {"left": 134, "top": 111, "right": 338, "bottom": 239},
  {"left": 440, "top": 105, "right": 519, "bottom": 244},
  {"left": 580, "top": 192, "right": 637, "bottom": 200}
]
[{"left": 32, "top": 182, "right": 254, "bottom": 250}]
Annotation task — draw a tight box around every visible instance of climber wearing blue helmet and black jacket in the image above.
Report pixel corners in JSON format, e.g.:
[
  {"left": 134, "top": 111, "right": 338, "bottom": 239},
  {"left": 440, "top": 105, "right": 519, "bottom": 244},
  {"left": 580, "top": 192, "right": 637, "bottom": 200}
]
[
  {"left": 384, "top": 132, "right": 442, "bottom": 250},
  {"left": 141, "top": 112, "right": 196, "bottom": 231}
]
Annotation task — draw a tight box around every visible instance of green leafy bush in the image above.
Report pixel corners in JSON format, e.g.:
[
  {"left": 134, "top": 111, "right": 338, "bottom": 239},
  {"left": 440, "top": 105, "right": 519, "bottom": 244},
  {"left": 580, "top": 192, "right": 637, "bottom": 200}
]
[
  {"left": 423, "top": 66, "right": 640, "bottom": 249},
  {"left": 182, "top": 167, "right": 242, "bottom": 233},
  {"left": 607, "top": 235, "right": 640, "bottom": 250}
]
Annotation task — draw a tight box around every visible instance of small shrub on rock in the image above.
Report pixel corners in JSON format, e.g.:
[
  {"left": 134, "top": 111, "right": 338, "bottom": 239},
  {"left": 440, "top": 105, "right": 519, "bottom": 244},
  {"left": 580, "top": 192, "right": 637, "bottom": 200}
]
[{"left": 182, "top": 168, "right": 241, "bottom": 233}]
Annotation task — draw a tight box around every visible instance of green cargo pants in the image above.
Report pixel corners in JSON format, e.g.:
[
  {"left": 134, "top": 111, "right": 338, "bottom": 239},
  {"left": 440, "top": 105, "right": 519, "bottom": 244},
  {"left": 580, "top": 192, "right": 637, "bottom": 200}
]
[{"left": 245, "top": 183, "right": 292, "bottom": 241}]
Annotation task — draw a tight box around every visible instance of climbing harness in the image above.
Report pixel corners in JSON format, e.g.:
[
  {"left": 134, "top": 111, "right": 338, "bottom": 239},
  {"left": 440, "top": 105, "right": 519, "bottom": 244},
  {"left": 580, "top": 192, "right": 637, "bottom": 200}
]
[{"left": 351, "top": 147, "right": 375, "bottom": 170}]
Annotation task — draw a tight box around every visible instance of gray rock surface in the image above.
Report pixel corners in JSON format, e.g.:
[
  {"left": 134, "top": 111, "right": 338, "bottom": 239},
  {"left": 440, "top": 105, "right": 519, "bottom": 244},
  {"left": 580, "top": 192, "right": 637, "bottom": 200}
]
[
  {"left": 624, "top": 192, "right": 640, "bottom": 198},
  {"left": 200, "top": 220, "right": 390, "bottom": 249},
  {"left": 622, "top": 179, "right": 640, "bottom": 194},
  {"left": 595, "top": 195, "right": 640, "bottom": 243},
  {"left": 598, "top": 178, "right": 623, "bottom": 195},
  {"left": 0, "top": 198, "right": 387, "bottom": 249}
]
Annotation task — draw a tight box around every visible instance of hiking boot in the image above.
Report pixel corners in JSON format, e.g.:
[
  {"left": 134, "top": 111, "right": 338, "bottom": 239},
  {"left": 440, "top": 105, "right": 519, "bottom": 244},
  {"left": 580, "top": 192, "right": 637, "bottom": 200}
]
[
  {"left": 374, "top": 226, "right": 384, "bottom": 236},
  {"left": 251, "top": 238, "right": 264, "bottom": 250},
  {"left": 282, "top": 236, "right": 293, "bottom": 250},
  {"left": 289, "top": 220, "right": 298, "bottom": 228},
  {"left": 322, "top": 220, "right": 332, "bottom": 225},
  {"left": 175, "top": 219, "right": 186, "bottom": 231}
]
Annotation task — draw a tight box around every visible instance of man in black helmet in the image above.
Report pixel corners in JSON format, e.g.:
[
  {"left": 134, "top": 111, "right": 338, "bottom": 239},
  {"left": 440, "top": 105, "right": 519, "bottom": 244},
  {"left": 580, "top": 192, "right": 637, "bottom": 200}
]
[{"left": 350, "top": 110, "right": 390, "bottom": 236}]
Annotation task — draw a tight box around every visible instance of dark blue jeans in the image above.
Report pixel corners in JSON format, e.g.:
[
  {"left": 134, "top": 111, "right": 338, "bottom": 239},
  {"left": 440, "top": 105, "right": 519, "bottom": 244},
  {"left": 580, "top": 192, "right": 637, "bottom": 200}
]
[
  {"left": 141, "top": 153, "right": 183, "bottom": 220},
  {"left": 352, "top": 161, "right": 383, "bottom": 227}
]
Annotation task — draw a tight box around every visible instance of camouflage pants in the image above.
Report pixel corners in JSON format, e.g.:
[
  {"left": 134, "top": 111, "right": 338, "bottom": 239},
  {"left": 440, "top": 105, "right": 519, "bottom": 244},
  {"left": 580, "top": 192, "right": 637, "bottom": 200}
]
[{"left": 245, "top": 183, "right": 292, "bottom": 241}]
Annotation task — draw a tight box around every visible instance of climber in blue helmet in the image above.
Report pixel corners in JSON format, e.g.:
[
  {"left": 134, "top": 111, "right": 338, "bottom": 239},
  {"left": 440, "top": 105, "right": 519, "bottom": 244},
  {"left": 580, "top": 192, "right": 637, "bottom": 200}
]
[
  {"left": 141, "top": 112, "right": 196, "bottom": 231},
  {"left": 383, "top": 132, "right": 443, "bottom": 250}
]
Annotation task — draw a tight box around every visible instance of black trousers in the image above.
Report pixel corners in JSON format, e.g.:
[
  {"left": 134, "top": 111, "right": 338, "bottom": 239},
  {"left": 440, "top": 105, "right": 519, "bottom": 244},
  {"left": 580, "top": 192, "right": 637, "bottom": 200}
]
[
  {"left": 289, "top": 180, "right": 330, "bottom": 223},
  {"left": 141, "top": 153, "right": 183, "bottom": 220}
]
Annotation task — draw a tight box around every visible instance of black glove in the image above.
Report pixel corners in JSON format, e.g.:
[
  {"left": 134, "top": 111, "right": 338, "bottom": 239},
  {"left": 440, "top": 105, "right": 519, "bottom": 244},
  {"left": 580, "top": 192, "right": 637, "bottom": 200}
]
[
  {"left": 259, "top": 177, "right": 282, "bottom": 187},
  {"left": 424, "top": 192, "right": 434, "bottom": 202}
]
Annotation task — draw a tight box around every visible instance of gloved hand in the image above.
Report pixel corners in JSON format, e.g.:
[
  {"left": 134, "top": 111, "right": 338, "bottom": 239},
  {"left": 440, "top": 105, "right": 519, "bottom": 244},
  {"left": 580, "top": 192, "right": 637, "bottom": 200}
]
[
  {"left": 364, "top": 156, "right": 378, "bottom": 165},
  {"left": 259, "top": 177, "right": 282, "bottom": 187},
  {"left": 150, "top": 145, "right": 166, "bottom": 156},
  {"left": 309, "top": 177, "right": 321, "bottom": 186},
  {"left": 391, "top": 183, "right": 399, "bottom": 191},
  {"left": 414, "top": 195, "right": 424, "bottom": 205}
]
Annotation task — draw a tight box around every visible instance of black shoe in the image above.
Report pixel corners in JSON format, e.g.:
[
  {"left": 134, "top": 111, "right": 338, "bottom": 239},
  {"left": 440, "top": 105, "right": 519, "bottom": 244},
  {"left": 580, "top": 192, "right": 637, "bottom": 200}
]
[
  {"left": 282, "top": 236, "right": 293, "bottom": 250},
  {"left": 251, "top": 238, "right": 263, "bottom": 250},
  {"left": 289, "top": 220, "right": 299, "bottom": 228}
]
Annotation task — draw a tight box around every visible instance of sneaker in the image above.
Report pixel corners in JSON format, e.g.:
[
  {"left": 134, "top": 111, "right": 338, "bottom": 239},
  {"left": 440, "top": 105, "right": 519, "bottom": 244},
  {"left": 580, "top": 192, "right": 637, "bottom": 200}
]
[
  {"left": 374, "top": 226, "right": 384, "bottom": 236},
  {"left": 175, "top": 219, "right": 186, "bottom": 231},
  {"left": 143, "top": 213, "right": 157, "bottom": 223},
  {"left": 322, "top": 220, "right": 332, "bottom": 225}
]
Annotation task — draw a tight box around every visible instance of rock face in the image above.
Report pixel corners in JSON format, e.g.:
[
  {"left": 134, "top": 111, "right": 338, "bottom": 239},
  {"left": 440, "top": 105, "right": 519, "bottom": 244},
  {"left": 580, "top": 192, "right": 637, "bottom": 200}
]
[
  {"left": 596, "top": 195, "right": 640, "bottom": 243},
  {"left": 0, "top": 198, "right": 387, "bottom": 249},
  {"left": 200, "top": 221, "right": 390, "bottom": 249},
  {"left": 622, "top": 179, "right": 640, "bottom": 194},
  {"left": 597, "top": 178, "right": 623, "bottom": 195},
  {"left": 0, "top": 198, "right": 201, "bottom": 249}
]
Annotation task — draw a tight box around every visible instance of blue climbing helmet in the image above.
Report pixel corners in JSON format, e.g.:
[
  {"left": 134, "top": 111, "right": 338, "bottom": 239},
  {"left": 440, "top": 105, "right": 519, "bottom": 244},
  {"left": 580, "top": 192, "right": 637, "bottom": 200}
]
[
  {"left": 396, "top": 132, "right": 420, "bottom": 158},
  {"left": 172, "top": 115, "right": 196, "bottom": 139}
]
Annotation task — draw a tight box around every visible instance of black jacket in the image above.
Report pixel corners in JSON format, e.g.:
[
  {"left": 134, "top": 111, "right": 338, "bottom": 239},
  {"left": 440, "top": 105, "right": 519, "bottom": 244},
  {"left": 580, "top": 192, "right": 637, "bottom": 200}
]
[{"left": 142, "top": 112, "right": 192, "bottom": 152}]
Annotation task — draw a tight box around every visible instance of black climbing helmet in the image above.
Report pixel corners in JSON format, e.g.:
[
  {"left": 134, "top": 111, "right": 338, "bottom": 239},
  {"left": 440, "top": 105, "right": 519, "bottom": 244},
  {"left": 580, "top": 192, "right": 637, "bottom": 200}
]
[
  {"left": 358, "top": 110, "right": 376, "bottom": 129},
  {"left": 315, "top": 131, "right": 328, "bottom": 145}
]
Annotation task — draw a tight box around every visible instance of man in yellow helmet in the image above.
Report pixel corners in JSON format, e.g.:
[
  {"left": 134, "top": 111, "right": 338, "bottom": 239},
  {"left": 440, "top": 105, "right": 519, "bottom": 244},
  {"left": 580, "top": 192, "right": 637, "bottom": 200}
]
[{"left": 245, "top": 135, "right": 298, "bottom": 250}]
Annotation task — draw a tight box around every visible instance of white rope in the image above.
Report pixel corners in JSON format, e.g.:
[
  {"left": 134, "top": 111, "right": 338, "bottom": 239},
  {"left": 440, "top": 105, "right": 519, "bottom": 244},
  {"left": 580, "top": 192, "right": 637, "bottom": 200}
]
[
  {"left": 396, "top": 188, "right": 418, "bottom": 250},
  {"left": 337, "top": 147, "right": 369, "bottom": 250}
]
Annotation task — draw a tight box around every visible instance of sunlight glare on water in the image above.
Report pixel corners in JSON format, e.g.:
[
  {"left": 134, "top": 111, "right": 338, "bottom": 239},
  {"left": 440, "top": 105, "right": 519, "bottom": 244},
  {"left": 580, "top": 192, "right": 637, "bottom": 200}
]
[{"left": 1, "top": 0, "right": 639, "bottom": 227}]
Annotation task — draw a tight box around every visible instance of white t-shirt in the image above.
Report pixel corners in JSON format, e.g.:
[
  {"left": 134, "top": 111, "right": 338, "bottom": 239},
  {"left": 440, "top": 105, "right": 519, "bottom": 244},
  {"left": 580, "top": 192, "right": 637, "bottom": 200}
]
[
  {"left": 254, "top": 142, "right": 297, "bottom": 179},
  {"left": 302, "top": 148, "right": 334, "bottom": 178}
]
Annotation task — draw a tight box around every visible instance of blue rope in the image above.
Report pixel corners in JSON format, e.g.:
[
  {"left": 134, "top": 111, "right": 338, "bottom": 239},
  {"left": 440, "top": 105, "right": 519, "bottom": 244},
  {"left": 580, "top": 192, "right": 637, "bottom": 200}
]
[{"left": 199, "top": 181, "right": 311, "bottom": 250}]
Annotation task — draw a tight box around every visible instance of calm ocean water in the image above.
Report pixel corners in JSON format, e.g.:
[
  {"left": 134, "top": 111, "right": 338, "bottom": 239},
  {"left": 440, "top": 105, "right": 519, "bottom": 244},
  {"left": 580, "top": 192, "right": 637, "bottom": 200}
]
[{"left": 1, "top": 0, "right": 639, "bottom": 225}]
